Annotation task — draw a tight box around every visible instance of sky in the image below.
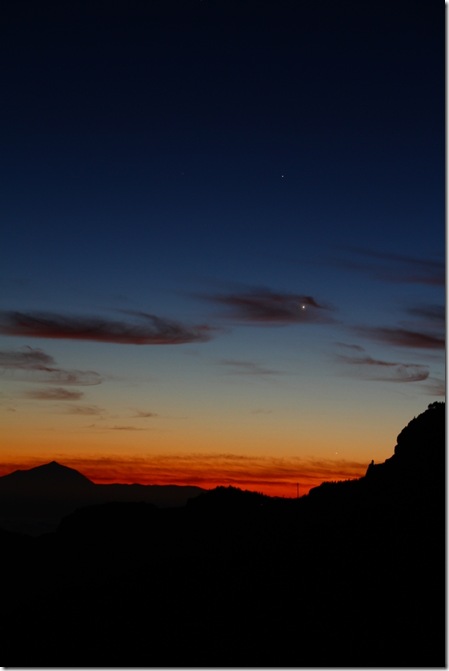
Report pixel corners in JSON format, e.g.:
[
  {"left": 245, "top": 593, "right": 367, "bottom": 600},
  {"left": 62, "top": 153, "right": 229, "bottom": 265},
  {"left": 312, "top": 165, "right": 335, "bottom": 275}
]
[{"left": 0, "top": 0, "right": 445, "bottom": 496}]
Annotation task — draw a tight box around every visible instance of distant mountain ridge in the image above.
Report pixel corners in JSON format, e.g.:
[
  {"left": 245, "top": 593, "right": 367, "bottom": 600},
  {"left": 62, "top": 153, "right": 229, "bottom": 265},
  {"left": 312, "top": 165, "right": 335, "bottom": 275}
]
[{"left": 0, "top": 461, "right": 205, "bottom": 535}]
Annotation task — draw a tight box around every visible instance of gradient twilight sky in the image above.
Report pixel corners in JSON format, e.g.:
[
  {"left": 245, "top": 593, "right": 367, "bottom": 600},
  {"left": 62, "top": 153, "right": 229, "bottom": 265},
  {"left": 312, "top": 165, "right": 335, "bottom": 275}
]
[{"left": 0, "top": 0, "right": 444, "bottom": 496}]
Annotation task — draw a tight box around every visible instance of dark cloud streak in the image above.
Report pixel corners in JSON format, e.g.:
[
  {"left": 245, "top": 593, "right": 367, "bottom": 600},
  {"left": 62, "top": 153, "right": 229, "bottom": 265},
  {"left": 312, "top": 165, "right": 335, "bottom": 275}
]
[
  {"left": 406, "top": 304, "right": 445, "bottom": 324},
  {"left": 64, "top": 405, "right": 104, "bottom": 415},
  {"left": 0, "top": 346, "right": 102, "bottom": 385},
  {"left": 355, "top": 326, "right": 445, "bottom": 350},
  {"left": 206, "top": 288, "right": 334, "bottom": 325},
  {"left": 0, "top": 347, "right": 54, "bottom": 370},
  {"left": 422, "top": 378, "right": 446, "bottom": 397},
  {"left": 0, "top": 311, "right": 214, "bottom": 345},
  {"left": 219, "top": 359, "right": 282, "bottom": 376},
  {"left": 132, "top": 410, "right": 159, "bottom": 418},
  {"left": 337, "top": 352, "right": 429, "bottom": 383},
  {"left": 23, "top": 387, "right": 84, "bottom": 401}
]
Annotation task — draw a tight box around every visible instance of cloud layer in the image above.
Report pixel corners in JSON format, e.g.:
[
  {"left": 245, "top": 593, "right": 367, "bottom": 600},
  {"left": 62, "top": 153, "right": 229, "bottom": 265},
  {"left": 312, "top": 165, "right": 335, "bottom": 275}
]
[
  {"left": 64, "top": 405, "right": 105, "bottom": 415},
  {"left": 0, "top": 346, "right": 102, "bottom": 385},
  {"left": 23, "top": 387, "right": 84, "bottom": 401},
  {"left": 336, "top": 349, "right": 429, "bottom": 383},
  {"left": 0, "top": 311, "right": 214, "bottom": 345},
  {"left": 206, "top": 288, "right": 334, "bottom": 325},
  {"left": 219, "top": 359, "right": 282, "bottom": 376},
  {"left": 355, "top": 326, "right": 445, "bottom": 350},
  {"left": 0, "top": 347, "right": 54, "bottom": 370}
]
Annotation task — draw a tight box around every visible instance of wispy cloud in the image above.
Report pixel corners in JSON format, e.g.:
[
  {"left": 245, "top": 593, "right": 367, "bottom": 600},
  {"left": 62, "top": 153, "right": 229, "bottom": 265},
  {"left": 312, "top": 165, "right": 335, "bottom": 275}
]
[
  {"left": 335, "top": 342, "right": 365, "bottom": 352},
  {"left": 64, "top": 405, "right": 105, "bottom": 415},
  {"left": 23, "top": 387, "right": 84, "bottom": 401},
  {"left": 132, "top": 409, "right": 159, "bottom": 418},
  {"left": 336, "top": 346, "right": 429, "bottom": 383},
  {"left": 422, "top": 378, "right": 446, "bottom": 397},
  {"left": 0, "top": 346, "right": 102, "bottom": 385},
  {"left": 350, "top": 296, "right": 445, "bottom": 353},
  {"left": 205, "top": 287, "right": 334, "bottom": 325},
  {"left": 355, "top": 326, "right": 444, "bottom": 350},
  {"left": 406, "top": 304, "right": 445, "bottom": 326},
  {"left": 0, "top": 310, "right": 215, "bottom": 345},
  {"left": 0, "top": 347, "right": 54, "bottom": 370},
  {"left": 334, "top": 248, "right": 444, "bottom": 286},
  {"left": 22, "top": 368, "right": 102, "bottom": 386},
  {"left": 219, "top": 359, "right": 282, "bottom": 376}
]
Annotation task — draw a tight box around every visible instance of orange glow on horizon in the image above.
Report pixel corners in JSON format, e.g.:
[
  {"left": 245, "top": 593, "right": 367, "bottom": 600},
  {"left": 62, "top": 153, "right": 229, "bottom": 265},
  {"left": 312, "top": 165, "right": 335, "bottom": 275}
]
[{"left": 0, "top": 452, "right": 368, "bottom": 498}]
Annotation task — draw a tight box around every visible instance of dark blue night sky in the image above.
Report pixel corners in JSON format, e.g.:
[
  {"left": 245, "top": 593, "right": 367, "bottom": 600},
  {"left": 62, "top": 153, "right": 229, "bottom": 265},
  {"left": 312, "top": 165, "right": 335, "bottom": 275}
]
[{"left": 0, "top": 1, "right": 444, "bottom": 494}]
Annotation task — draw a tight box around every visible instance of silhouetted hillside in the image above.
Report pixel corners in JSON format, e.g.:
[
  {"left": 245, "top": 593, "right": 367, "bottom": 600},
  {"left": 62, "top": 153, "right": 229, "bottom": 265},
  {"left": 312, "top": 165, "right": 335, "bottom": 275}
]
[
  {"left": 187, "top": 484, "right": 272, "bottom": 511},
  {"left": 307, "top": 401, "right": 445, "bottom": 511},
  {"left": 96, "top": 481, "right": 205, "bottom": 507},
  {"left": 0, "top": 461, "right": 205, "bottom": 535},
  {"left": 1, "top": 403, "right": 445, "bottom": 666}
]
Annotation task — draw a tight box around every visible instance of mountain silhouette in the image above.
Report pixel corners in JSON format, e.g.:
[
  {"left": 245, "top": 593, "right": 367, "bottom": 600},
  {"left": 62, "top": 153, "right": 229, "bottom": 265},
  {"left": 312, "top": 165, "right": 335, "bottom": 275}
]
[
  {"left": 0, "top": 460, "right": 95, "bottom": 493},
  {"left": 0, "top": 460, "right": 205, "bottom": 535},
  {"left": 366, "top": 400, "right": 444, "bottom": 480},
  {"left": 1, "top": 403, "right": 444, "bottom": 666}
]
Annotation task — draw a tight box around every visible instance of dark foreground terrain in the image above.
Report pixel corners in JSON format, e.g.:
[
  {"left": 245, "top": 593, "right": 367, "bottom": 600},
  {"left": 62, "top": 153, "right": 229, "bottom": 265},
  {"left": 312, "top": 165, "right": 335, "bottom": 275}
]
[{"left": 1, "top": 402, "right": 445, "bottom": 666}]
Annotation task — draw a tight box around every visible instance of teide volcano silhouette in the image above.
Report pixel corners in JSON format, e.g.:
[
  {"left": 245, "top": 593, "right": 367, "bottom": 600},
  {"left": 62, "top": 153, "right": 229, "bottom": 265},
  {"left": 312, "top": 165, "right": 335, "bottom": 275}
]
[
  {"left": 0, "top": 460, "right": 94, "bottom": 494},
  {"left": 1, "top": 403, "right": 445, "bottom": 667}
]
